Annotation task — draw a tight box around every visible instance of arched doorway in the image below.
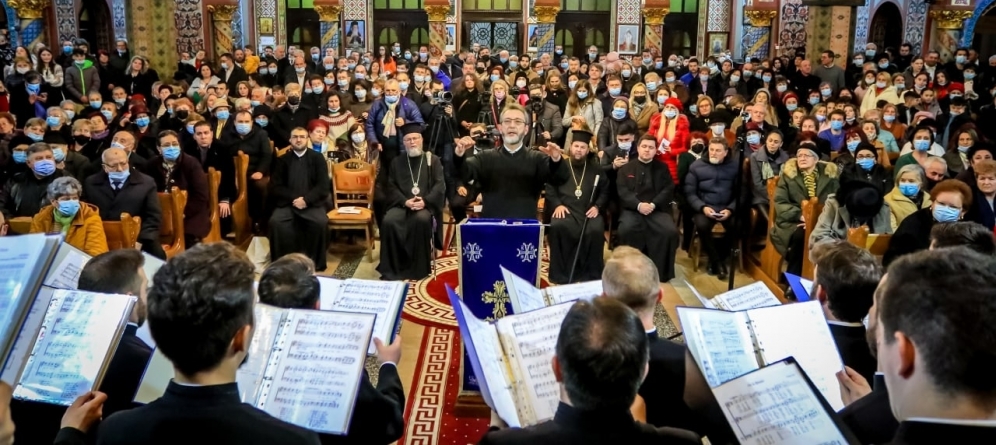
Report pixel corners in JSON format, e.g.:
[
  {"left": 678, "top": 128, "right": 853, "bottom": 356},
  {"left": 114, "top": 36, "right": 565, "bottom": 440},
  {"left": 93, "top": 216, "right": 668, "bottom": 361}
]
[
  {"left": 79, "top": 1, "right": 113, "bottom": 51},
  {"left": 868, "top": 2, "right": 903, "bottom": 52},
  {"left": 555, "top": 0, "right": 610, "bottom": 58},
  {"left": 662, "top": 0, "right": 698, "bottom": 57},
  {"left": 287, "top": 0, "right": 321, "bottom": 49},
  {"left": 973, "top": 4, "right": 996, "bottom": 56},
  {"left": 373, "top": 0, "right": 429, "bottom": 54}
]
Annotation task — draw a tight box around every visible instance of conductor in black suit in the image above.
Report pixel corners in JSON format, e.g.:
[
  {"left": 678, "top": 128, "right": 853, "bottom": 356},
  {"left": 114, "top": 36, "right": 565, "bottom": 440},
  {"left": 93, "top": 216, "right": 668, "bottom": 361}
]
[
  {"left": 95, "top": 243, "right": 321, "bottom": 445},
  {"left": 478, "top": 297, "right": 700, "bottom": 445},
  {"left": 256, "top": 253, "right": 406, "bottom": 445}
]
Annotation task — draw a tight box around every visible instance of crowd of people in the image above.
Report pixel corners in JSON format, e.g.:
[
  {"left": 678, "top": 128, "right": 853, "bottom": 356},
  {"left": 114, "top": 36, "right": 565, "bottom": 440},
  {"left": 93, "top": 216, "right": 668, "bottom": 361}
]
[{"left": 0, "top": 31, "right": 994, "bottom": 444}]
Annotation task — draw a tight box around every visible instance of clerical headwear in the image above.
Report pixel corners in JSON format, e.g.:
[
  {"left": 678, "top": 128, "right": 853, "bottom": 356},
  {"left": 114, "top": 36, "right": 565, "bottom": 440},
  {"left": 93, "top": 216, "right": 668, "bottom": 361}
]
[
  {"left": 570, "top": 130, "right": 593, "bottom": 147},
  {"left": 399, "top": 122, "right": 423, "bottom": 137}
]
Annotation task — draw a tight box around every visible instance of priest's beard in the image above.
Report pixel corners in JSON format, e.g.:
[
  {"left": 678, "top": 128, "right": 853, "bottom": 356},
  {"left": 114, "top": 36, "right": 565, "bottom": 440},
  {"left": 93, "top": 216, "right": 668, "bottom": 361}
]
[
  {"left": 291, "top": 145, "right": 307, "bottom": 154},
  {"left": 504, "top": 133, "right": 522, "bottom": 146},
  {"left": 406, "top": 147, "right": 423, "bottom": 157}
]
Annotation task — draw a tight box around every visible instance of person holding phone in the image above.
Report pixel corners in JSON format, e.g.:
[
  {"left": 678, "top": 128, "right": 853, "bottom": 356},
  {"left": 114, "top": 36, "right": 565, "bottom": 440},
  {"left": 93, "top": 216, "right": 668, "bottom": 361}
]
[{"left": 684, "top": 137, "right": 740, "bottom": 279}]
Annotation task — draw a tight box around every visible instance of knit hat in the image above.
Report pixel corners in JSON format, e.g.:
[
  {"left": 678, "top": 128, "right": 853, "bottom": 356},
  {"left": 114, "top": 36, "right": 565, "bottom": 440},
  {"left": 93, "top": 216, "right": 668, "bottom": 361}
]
[
  {"left": 129, "top": 104, "right": 149, "bottom": 117},
  {"left": 724, "top": 87, "right": 738, "bottom": 97},
  {"left": 746, "top": 122, "right": 763, "bottom": 133},
  {"left": 781, "top": 92, "right": 799, "bottom": 105},
  {"left": 840, "top": 180, "right": 884, "bottom": 220},
  {"left": 664, "top": 96, "right": 684, "bottom": 112},
  {"left": 794, "top": 141, "right": 819, "bottom": 158},
  {"left": 855, "top": 143, "right": 878, "bottom": 159}
]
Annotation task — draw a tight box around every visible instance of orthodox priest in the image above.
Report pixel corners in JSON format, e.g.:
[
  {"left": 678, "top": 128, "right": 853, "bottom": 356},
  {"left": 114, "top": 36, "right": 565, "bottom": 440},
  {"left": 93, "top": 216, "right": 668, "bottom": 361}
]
[
  {"left": 546, "top": 130, "right": 608, "bottom": 284},
  {"left": 454, "top": 103, "right": 565, "bottom": 219},
  {"left": 616, "top": 134, "right": 680, "bottom": 282},
  {"left": 268, "top": 127, "right": 331, "bottom": 271},
  {"left": 376, "top": 123, "right": 445, "bottom": 280}
]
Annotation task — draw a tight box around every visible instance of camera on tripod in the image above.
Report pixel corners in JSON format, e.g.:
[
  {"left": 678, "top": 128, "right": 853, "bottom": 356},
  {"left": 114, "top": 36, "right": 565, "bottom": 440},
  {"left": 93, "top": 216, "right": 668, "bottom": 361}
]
[
  {"left": 529, "top": 94, "right": 545, "bottom": 114},
  {"left": 472, "top": 125, "right": 501, "bottom": 149},
  {"left": 431, "top": 90, "right": 453, "bottom": 104}
]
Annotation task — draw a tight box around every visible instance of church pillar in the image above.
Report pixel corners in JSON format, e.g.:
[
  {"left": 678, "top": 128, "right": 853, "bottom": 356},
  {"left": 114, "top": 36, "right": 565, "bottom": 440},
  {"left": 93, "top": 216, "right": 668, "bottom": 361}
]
[
  {"left": 928, "top": 10, "right": 973, "bottom": 61},
  {"left": 742, "top": 10, "right": 777, "bottom": 62},
  {"left": 207, "top": 3, "right": 239, "bottom": 59},
  {"left": 642, "top": 0, "right": 669, "bottom": 58},
  {"left": 9, "top": 0, "right": 46, "bottom": 49},
  {"left": 424, "top": 1, "right": 451, "bottom": 56},
  {"left": 533, "top": 2, "right": 559, "bottom": 56},
  {"left": 805, "top": 5, "right": 855, "bottom": 67},
  {"left": 314, "top": 3, "right": 343, "bottom": 56}
]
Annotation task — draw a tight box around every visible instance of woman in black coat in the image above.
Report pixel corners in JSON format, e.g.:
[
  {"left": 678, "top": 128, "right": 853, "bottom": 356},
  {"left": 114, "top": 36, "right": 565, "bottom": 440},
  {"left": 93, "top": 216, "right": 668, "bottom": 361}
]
[
  {"left": 684, "top": 137, "right": 740, "bottom": 279},
  {"left": 841, "top": 144, "right": 893, "bottom": 196}
]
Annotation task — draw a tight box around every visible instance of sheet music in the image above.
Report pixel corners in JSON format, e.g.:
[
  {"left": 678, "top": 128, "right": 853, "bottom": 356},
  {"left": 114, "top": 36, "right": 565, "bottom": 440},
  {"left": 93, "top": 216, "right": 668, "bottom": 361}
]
[
  {"left": 685, "top": 280, "right": 717, "bottom": 309},
  {"left": 236, "top": 304, "right": 286, "bottom": 404},
  {"left": 747, "top": 301, "right": 846, "bottom": 411},
  {"left": 495, "top": 303, "right": 571, "bottom": 426},
  {"left": 134, "top": 347, "right": 173, "bottom": 404},
  {"left": 42, "top": 245, "right": 90, "bottom": 290},
  {"left": 0, "top": 234, "right": 50, "bottom": 371},
  {"left": 713, "top": 361, "right": 849, "bottom": 445},
  {"left": 450, "top": 291, "right": 522, "bottom": 428},
  {"left": 714, "top": 282, "right": 782, "bottom": 311},
  {"left": 544, "top": 281, "right": 602, "bottom": 306},
  {"left": 14, "top": 290, "right": 134, "bottom": 406},
  {"left": 260, "top": 310, "right": 374, "bottom": 435},
  {"left": 324, "top": 279, "right": 406, "bottom": 355},
  {"left": 0, "top": 287, "right": 56, "bottom": 384},
  {"left": 677, "top": 307, "right": 760, "bottom": 388},
  {"left": 317, "top": 277, "right": 345, "bottom": 310},
  {"left": 502, "top": 266, "right": 546, "bottom": 314}
]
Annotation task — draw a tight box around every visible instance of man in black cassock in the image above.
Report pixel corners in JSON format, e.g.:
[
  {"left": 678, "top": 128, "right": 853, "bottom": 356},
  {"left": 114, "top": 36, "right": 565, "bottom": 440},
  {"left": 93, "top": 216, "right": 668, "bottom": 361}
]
[
  {"left": 546, "top": 130, "right": 608, "bottom": 284},
  {"left": 268, "top": 127, "right": 330, "bottom": 271},
  {"left": 616, "top": 134, "right": 680, "bottom": 282},
  {"left": 376, "top": 123, "right": 445, "bottom": 280},
  {"left": 454, "top": 104, "right": 564, "bottom": 219}
]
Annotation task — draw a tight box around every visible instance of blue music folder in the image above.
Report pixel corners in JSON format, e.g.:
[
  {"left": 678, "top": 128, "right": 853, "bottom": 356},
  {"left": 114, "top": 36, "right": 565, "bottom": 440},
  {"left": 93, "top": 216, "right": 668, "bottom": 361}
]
[{"left": 784, "top": 272, "right": 814, "bottom": 302}]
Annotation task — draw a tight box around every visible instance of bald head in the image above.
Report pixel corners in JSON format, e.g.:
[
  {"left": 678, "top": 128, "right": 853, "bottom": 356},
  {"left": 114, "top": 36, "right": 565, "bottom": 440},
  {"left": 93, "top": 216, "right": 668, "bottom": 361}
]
[{"left": 602, "top": 247, "right": 661, "bottom": 314}]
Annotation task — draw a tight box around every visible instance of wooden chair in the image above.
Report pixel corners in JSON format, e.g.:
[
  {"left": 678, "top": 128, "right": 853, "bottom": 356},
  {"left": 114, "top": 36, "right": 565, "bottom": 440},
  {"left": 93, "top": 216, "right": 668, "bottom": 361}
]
[
  {"left": 103, "top": 212, "right": 141, "bottom": 250},
  {"left": 327, "top": 160, "right": 376, "bottom": 261},
  {"left": 749, "top": 178, "right": 787, "bottom": 301},
  {"left": 275, "top": 145, "right": 290, "bottom": 157},
  {"left": 232, "top": 151, "right": 252, "bottom": 250},
  {"left": 690, "top": 223, "right": 727, "bottom": 272},
  {"left": 847, "top": 226, "right": 892, "bottom": 257},
  {"left": 159, "top": 187, "right": 188, "bottom": 259},
  {"left": 800, "top": 197, "right": 824, "bottom": 280},
  {"left": 202, "top": 168, "right": 223, "bottom": 243},
  {"left": 7, "top": 216, "right": 31, "bottom": 234}
]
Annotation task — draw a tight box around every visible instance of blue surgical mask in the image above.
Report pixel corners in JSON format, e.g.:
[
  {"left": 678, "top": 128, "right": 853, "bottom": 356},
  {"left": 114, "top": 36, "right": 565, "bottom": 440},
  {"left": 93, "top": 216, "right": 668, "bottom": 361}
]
[
  {"left": 47, "top": 116, "right": 61, "bottom": 127},
  {"left": 956, "top": 55, "right": 967, "bottom": 65},
  {"left": 894, "top": 82, "right": 905, "bottom": 90},
  {"left": 857, "top": 158, "right": 874, "bottom": 170},
  {"left": 325, "top": 64, "right": 335, "bottom": 70},
  {"left": 64, "top": 110, "right": 75, "bottom": 120},
  {"left": 643, "top": 58, "right": 652, "bottom": 65},
  {"left": 933, "top": 204, "right": 960, "bottom": 222},
  {"left": 663, "top": 109, "right": 678, "bottom": 119},
  {"left": 26, "top": 132, "right": 43, "bottom": 142},
  {"left": 255, "top": 118, "right": 268, "bottom": 127},
  {"left": 419, "top": 52, "right": 428, "bottom": 59},
  {"left": 611, "top": 108, "right": 627, "bottom": 119},
  {"left": 32, "top": 159, "right": 56, "bottom": 176},
  {"left": 509, "top": 61, "right": 518, "bottom": 69},
  {"left": 568, "top": 80, "right": 577, "bottom": 89},
  {"left": 865, "top": 49, "right": 876, "bottom": 58},
  {"left": 609, "top": 87, "right": 621, "bottom": 96},
  {"left": 776, "top": 84, "right": 788, "bottom": 93},
  {"left": 821, "top": 88, "right": 832, "bottom": 97},
  {"left": 399, "top": 81, "right": 410, "bottom": 90},
  {"left": 899, "top": 183, "right": 919, "bottom": 197},
  {"left": 809, "top": 97, "right": 820, "bottom": 105},
  {"left": 216, "top": 110, "right": 230, "bottom": 120},
  {"left": 743, "top": 70, "right": 753, "bottom": 78},
  {"left": 786, "top": 103, "right": 798, "bottom": 112},
  {"left": 371, "top": 89, "right": 381, "bottom": 98},
  {"left": 114, "top": 98, "right": 126, "bottom": 106},
  {"left": 56, "top": 199, "right": 80, "bottom": 217},
  {"left": 699, "top": 74, "right": 710, "bottom": 82},
  {"left": 489, "top": 74, "right": 500, "bottom": 82},
  {"left": 958, "top": 144, "right": 972, "bottom": 153},
  {"left": 53, "top": 148, "right": 66, "bottom": 162},
  {"left": 655, "top": 61, "right": 663, "bottom": 69},
  {"left": 63, "top": 45, "right": 73, "bottom": 54},
  {"left": 914, "top": 139, "right": 930, "bottom": 151},
  {"left": 830, "top": 120, "right": 844, "bottom": 131},
  {"left": 762, "top": 75, "right": 772, "bottom": 83},
  {"left": 577, "top": 91, "right": 588, "bottom": 100},
  {"left": 621, "top": 70, "right": 631, "bottom": 77},
  {"left": 12, "top": 151, "right": 26, "bottom": 163},
  {"left": 236, "top": 123, "right": 252, "bottom": 135},
  {"left": 108, "top": 170, "right": 130, "bottom": 183},
  {"left": 746, "top": 133, "right": 761, "bottom": 145},
  {"left": 324, "top": 78, "right": 335, "bottom": 85},
  {"left": 646, "top": 81, "right": 657, "bottom": 91},
  {"left": 878, "top": 62, "right": 889, "bottom": 69},
  {"left": 730, "top": 75, "right": 740, "bottom": 83},
  {"left": 101, "top": 110, "right": 113, "bottom": 121},
  {"left": 163, "top": 146, "right": 181, "bottom": 161},
  {"left": 965, "top": 72, "right": 976, "bottom": 80},
  {"left": 26, "top": 83, "right": 40, "bottom": 95},
  {"left": 186, "top": 124, "right": 195, "bottom": 134},
  {"left": 883, "top": 115, "right": 896, "bottom": 123},
  {"left": 689, "top": 104, "right": 698, "bottom": 114},
  {"left": 817, "top": 114, "right": 826, "bottom": 122},
  {"left": 847, "top": 140, "right": 860, "bottom": 152},
  {"left": 348, "top": 62, "right": 356, "bottom": 70},
  {"left": 136, "top": 117, "right": 150, "bottom": 127},
  {"left": 560, "top": 62, "right": 568, "bottom": 69},
  {"left": 221, "top": 62, "right": 229, "bottom": 70},
  {"left": 250, "top": 100, "right": 261, "bottom": 107},
  {"left": 385, "top": 95, "right": 399, "bottom": 104},
  {"left": 355, "top": 90, "right": 367, "bottom": 99},
  {"left": 90, "top": 101, "right": 102, "bottom": 109},
  {"left": 404, "top": 53, "right": 412, "bottom": 60}
]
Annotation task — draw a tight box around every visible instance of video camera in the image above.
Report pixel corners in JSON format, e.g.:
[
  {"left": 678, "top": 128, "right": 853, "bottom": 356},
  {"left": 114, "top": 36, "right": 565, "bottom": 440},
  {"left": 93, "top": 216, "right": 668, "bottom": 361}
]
[
  {"left": 528, "top": 93, "right": 545, "bottom": 114},
  {"left": 431, "top": 90, "right": 453, "bottom": 104},
  {"left": 472, "top": 125, "right": 501, "bottom": 150}
]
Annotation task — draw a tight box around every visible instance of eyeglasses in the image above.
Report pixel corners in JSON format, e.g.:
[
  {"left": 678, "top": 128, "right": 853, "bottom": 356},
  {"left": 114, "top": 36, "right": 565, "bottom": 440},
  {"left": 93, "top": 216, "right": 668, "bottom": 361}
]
[
  {"left": 501, "top": 118, "right": 526, "bottom": 126},
  {"left": 290, "top": 135, "right": 308, "bottom": 139},
  {"left": 796, "top": 153, "right": 817, "bottom": 160},
  {"left": 103, "top": 162, "right": 129, "bottom": 171}
]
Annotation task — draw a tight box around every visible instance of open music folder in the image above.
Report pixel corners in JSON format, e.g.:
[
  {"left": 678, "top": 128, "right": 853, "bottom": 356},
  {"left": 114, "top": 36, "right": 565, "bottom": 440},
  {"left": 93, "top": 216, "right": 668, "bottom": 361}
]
[
  {"left": 713, "top": 358, "right": 859, "bottom": 445},
  {"left": 501, "top": 266, "right": 603, "bottom": 314},
  {"left": 136, "top": 304, "right": 375, "bottom": 436},
  {"left": 686, "top": 281, "right": 783, "bottom": 311},
  {"left": 677, "top": 301, "right": 846, "bottom": 411},
  {"left": 316, "top": 277, "right": 407, "bottom": 355},
  {"left": 9, "top": 290, "right": 135, "bottom": 406},
  {"left": 447, "top": 284, "right": 571, "bottom": 428}
]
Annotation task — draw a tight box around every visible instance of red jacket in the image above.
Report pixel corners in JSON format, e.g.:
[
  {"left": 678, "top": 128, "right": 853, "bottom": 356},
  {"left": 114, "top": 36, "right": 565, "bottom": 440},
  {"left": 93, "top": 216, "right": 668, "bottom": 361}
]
[{"left": 647, "top": 112, "right": 689, "bottom": 183}]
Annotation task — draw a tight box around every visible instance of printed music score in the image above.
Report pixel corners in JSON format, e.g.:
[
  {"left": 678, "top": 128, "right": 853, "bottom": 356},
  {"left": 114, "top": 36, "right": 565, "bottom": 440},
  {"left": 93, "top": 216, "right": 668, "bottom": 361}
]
[
  {"left": 713, "top": 360, "right": 850, "bottom": 445},
  {"left": 687, "top": 281, "right": 782, "bottom": 311},
  {"left": 544, "top": 281, "right": 602, "bottom": 306},
  {"left": 14, "top": 290, "right": 135, "bottom": 406},
  {"left": 259, "top": 310, "right": 374, "bottom": 435},
  {"left": 42, "top": 246, "right": 90, "bottom": 290},
  {"left": 0, "top": 234, "right": 55, "bottom": 367},
  {"left": 237, "top": 304, "right": 287, "bottom": 404},
  {"left": 318, "top": 277, "right": 407, "bottom": 355},
  {"left": 498, "top": 303, "right": 571, "bottom": 425},
  {"left": 682, "top": 309, "right": 759, "bottom": 387},
  {"left": 1, "top": 287, "right": 56, "bottom": 384},
  {"left": 502, "top": 266, "right": 601, "bottom": 314}
]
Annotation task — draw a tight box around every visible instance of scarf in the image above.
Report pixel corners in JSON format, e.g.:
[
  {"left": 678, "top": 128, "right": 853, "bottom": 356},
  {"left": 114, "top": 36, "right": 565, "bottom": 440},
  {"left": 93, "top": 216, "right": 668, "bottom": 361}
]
[
  {"left": 382, "top": 102, "right": 397, "bottom": 138},
  {"left": 53, "top": 209, "right": 74, "bottom": 234},
  {"left": 802, "top": 170, "right": 818, "bottom": 199}
]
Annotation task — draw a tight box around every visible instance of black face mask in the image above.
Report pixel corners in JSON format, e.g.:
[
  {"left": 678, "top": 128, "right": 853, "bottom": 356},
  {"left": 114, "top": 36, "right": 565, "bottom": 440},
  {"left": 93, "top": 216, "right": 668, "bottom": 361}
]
[
  {"left": 287, "top": 96, "right": 301, "bottom": 106},
  {"left": 175, "top": 110, "right": 189, "bottom": 120},
  {"left": 691, "top": 143, "right": 705, "bottom": 154},
  {"left": 74, "top": 135, "right": 91, "bottom": 145},
  {"left": 634, "top": 96, "right": 646, "bottom": 104},
  {"left": 476, "top": 67, "right": 485, "bottom": 74}
]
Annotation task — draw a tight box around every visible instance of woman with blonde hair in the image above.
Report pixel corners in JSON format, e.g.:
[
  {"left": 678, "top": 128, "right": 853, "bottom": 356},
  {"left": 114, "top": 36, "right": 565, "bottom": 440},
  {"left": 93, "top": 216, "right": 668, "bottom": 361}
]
[
  {"left": 628, "top": 83, "right": 655, "bottom": 134},
  {"left": 860, "top": 71, "right": 901, "bottom": 115},
  {"left": 562, "top": 79, "right": 603, "bottom": 142},
  {"left": 885, "top": 163, "right": 932, "bottom": 230}
]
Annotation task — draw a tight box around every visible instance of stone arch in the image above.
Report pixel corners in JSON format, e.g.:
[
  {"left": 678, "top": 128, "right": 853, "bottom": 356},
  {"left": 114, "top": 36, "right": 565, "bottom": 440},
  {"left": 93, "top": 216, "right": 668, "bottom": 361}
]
[
  {"left": 963, "top": 0, "right": 996, "bottom": 47},
  {"left": 0, "top": 0, "right": 19, "bottom": 45},
  {"left": 868, "top": 0, "right": 904, "bottom": 50}
]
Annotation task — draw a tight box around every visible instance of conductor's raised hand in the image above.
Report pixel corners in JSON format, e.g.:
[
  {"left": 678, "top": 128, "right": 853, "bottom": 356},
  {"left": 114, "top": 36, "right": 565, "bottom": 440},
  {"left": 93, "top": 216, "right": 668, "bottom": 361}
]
[
  {"left": 539, "top": 142, "right": 562, "bottom": 161},
  {"left": 552, "top": 205, "right": 569, "bottom": 219},
  {"left": 455, "top": 136, "right": 475, "bottom": 157}
]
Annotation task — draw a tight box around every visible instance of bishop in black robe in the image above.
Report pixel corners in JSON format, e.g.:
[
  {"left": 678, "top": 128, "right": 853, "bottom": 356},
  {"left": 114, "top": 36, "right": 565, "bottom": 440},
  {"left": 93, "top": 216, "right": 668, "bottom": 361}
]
[
  {"left": 616, "top": 137, "right": 680, "bottom": 282},
  {"left": 377, "top": 124, "right": 446, "bottom": 280},
  {"left": 545, "top": 130, "right": 608, "bottom": 283},
  {"left": 269, "top": 133, "right": 331, "bottom": 271}
]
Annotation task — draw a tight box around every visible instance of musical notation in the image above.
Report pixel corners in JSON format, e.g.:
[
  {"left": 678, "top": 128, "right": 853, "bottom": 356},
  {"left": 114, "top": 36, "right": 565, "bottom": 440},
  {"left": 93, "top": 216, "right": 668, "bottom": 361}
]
[
  {"left": 0, "top": 235, "right": 50, "bottom": 360},
  {"left": 714, "top": 282, "right": 782, "bottom": 311},
  {"left": 261, "top": 310, "right": 373, "bottom": 435},
  {"left": 678, "top": 308, "right": 759, "bottom": 388},
  {"left": 319, "top": 278, "right": 405, "bottom": 354},
  {"left": 14, "top": 290, "right": 134, "bottom": 406},
  {"left": 502, "top": 266, "right": 546, "bottom": 314},
  {"left": 43, "top": 246, "right": 90, "bottom": 290},
  {"left": 236, "top": 304, "right": 286, "bottom": 404},
  {"left": 544, "top": 281, "right": 602, "bottom": 306},
  {"left": 714, "top": 361, "right": 848, "bottom": 445},
  {"left": 499, "top": 303, "right": 571, "bottom": 425}
]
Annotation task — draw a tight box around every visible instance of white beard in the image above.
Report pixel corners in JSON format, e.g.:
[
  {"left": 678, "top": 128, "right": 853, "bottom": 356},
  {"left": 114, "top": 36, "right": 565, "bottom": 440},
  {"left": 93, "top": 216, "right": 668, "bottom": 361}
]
[
  {"left": 406, "top": 147, "right": 423, "bottom": 157},
  {"left": 504, "top": 133, "right": 522, "bottom": 145}
]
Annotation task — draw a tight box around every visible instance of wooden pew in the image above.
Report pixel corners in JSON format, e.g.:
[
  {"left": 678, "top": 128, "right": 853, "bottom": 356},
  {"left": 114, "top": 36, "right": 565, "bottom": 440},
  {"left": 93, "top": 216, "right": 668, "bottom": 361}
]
[
  {"left": 202, "top": 167, "right": 223, "bottom": 243},
  {"left": 159, "top": 187, "right": 188, "bottom": 259},
  {"left": 232, "top": 151, "right": 252, "bottom": 250},
  {"left": 747, "top": 178, "right": 785, "bottom": 301},
  {"left": 103, "top": 212, "right": 141, "bottom": 250},
  {"left": 801, "top": 197, "right": 824, "bottom": 280},
  {"left": 847, "top": 226, "right": 892, "bottom": 257}
]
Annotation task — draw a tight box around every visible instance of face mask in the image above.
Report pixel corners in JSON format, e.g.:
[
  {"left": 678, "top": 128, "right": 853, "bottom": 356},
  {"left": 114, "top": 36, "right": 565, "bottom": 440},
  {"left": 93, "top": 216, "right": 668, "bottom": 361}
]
[
  {"left": 186, "top": 124, "right": 195, "bottom": 134},
  {"left": 25, "top": 82, "right": 41, "bottom": 95},
  {"left": 950, "top": 93, "right": 963, "bottom": 100},
  {"left": 607, "top": 87, "right": 621, "bottom": 96},
  {"left": 404, "top": 53, "right": 412, "bottom": 60},
  {"left": 612, "top": 108, "right": 627, "bottom": 119},
  {"left": 63, "top": 109, "right": 75, "bottom": 120},
  {"left": 846, "top": 117, "right": 856, "bottom": 124},
  {"left": 15, "top": 67, "right": 27, "bottom": 75},
  {"left": 786, "top": 103, "right": 798, "bottom": 112},
  {"left": 618, "top": 141, "right": 632, "bottom": 151},
  {"left": 914, "top": 139, "right": 930, "bottom": 151},
  {"left": 746, "top": 133, "right": 761, "bottom": 145},
  {"left": 347, "top": 62, "right": 356, "bottom": 70},
  {"left": 621, "top": 70, "right": 631, "bottom": 77},
  {"left": 817, "top": 114, "right": 826, "bottom": 122},
  {"left": 329, "top": 107, "right": 340, "bottom": 113},
  {"left": 396, "top": 80, "right": 409, "bottom": 91},
  {"left": 644, "top": 81, "right": 658, "bottom": 92},
  {"left": 46, "top": 116, "right": 61, "bottom": 127},
  {"left": 664, "top": 76, "right": 676, "bottom": 84},
  {"left": 830, "top": 120, "right": 844, "bottom": 131},
  {"left": 508, "top": 61, "right": 518, "bottom": 69},
  {"left": 108, "top": 170, "right": 130, "bottom": 183},
  {"left": 882, "top": 114, "right": 896, "bottom": 123},
  {"left": 688, "top": 104, "right": 698, "bottom": 114},
  {"left": 175, "top": 110, "right": 189, "bottom": 120},
  {"left": 74, "top": 135, "right": 91, "bottom": 145},
  {"left": 90, "top": 101, "right": 102, "bottom": 109},
  {"left": 956, "top": 55, "right": 967, "bottom": 65},
  {"left": 216, "top": 110, "right": 230, "bottom": 120},
  {"left": 371, "top": 89, "right": 382, "bottom": 98},
  {"left": 233, "top": 122, "right": 251, "bottom": 135},
  {"left": 856, "top": 158, "right": 875, "bottom": 170},
  {"left": 25, "top": 131, "right": 43, "bottom": 142},
  {"left": 560, "top": 62, "right": 568, "bottom": 70},
  {"left": 854, "top": 59, "right": 864, "bottom": 66},
  {"left": 847, "top": 140, "right": 860, "bottom": 152},
  {"left": 255, "top": 118, "right": 268, "bottom": 127},
  {"left": 33, "top": 159, "right": 55, "bottom": 176},
  {"left": 742, "top": 70, "right": 753, "bottom": 78},
  {"left": 351, "top": 133, "right": 365, "bottom": 143},
  {"left": 690, "top": 143, "right": 705, "bottom": 154},
  {"left": 249, "top": 100, "right": 261, "bottom": 108},
  {"left": 221, "top": 62, "right": 229, "bottom": 70},
  {"left": 74, "top": 59, "right": 86, "bottom": 67},
  {"left": 894, "top": 82, "right": 905, "bottom": 90},
  {"left": 865, "top": 50, "right": 876, "bottom": 58},
  {"left": 295, "top": 67, "right": 305, "bottom": 74},
  {"left": 658, "top": 94, "right": 668, "bottom": 104},
  {"left": 589, "top": 52, "right": 597, "bottom": 59},
  {"left": 577, "top": 91, "right": 588, "bottom": 100},
  {"left": 385, "top": 95, "right": 399, "bottom": 104},
  {"left": 115, "top": 98, "right": 127, "bottom": 106},
  {"left": 699, "top": 74, "right": 710, "bottom": 82},
  {"left": 762, "top": 75, "right": 772, "bottom": 83},
  {"left": 163, "top": 146, "right": 181, "bottom": 161},
  {"left": 63, "top": 45, "right": 73, "bottom": 54},
  {"left": 419, "top": 52, "right": 428, "bottom": 59},
  {"left": 878, "top": 62, "right": 889, "bottom": 69},
  {"left": 712, "top": 126, "right": 725, "bottom": 135},
  {"left": 287, "top": 95, "right": 301, "bottom": 106},
  {"left": 489, "top": 73, "right": 500, "bottom": 82},
  {"left": 132, "top": 116, "right": 151, "bottom": 128},
  {"left": 772, "top": 84, "right": 786, "bottom": 94},
  {"left": 516, "top": 80, "right": 527, "bottom": 88},
  {"left": 304, "top": 87, "right": 313, "bottom": 94},
  {"left": 414, "top": 74, "right": 426, "bottom": 83},
  {"left": 821, "top": 88, "right": 832, "bottom": 97},
  {"left": 634, "top": 95, "right": 647, "bottom": 104},
  {"left": 355, "top": 89, "right": 367, "bottom": 99},
  {"left": 933, "top": 204, "right": 960, "bottom": 222},
  {"left": 662, "top": 109, "right": 679, "bottom": 119},
  {"left": 656, "top": 61, "right": 664, "bottom": 69},
  {"left": 57, "top": 199, "right": 80, "bottom": 217},
  {"left": 730, "top": 75, "right": 740, "bottom": 83},
  {"left": 887, "top": 180, "right": 914, "bottom": 199},
  {"left": 807, "top": 97, "right": 819, "bottom": 106},
  {"left": 101, "top": 110, "right": 113, "bottom": 121}
]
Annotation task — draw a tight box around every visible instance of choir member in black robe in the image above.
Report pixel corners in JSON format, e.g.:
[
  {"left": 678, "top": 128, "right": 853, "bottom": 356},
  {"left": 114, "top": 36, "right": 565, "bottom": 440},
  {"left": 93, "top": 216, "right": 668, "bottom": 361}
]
[
  {"left": 615, "top": 134, "right": 680, "bottom": 282},
  {"left": 377, "top": 123, "right": 445, "bottom": 280},
  {"left": 840, "top": 373, "right": 899, "bottom": 444},
  {"left": 454, "top": 104, "right": 564, "bottom": 219},
  {"left": 268, "top": 127, "right": 330, "bottom": 271},
  {"left": 545, "top": 130, "right": 608, "bottom": 283}
]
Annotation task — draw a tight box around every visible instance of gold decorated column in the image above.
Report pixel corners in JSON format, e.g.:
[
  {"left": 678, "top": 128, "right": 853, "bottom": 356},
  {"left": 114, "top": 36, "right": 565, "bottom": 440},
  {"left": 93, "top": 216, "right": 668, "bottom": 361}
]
[
  {"left": 314, "top": 3, "right": 343, "bottom": 55},
  {"left": 642, "top": 0, "right": 669, "bottom": 57},
  {"left": 929, "top": 10, "right": 973, "bottom": 61},
  {"left": 743, "top": 10, "right": 777, "bottom": 61},
  {"left": 9, "top": 0, "right": 46, "bottom": 49},
  {"left": 424, "top": 3, "right": 451, "bottom": 56},
  {"left": 207, "top": 4, "right": 238, "bottom": 60},
  {"left": 533, "top": 2, "right": 560, "bottom": 55}
]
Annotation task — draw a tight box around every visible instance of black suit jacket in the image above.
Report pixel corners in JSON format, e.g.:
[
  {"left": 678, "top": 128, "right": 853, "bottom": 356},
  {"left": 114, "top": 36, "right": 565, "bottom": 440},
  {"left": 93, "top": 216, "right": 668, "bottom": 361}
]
[
  {"left": 640, "top": 331, "right": 695, "bottom": 430},
  {"left": 888, "top": 420, "right": 996, "bottom": 444},
  {"left": 686, "top": 78, "right": 722, "bottom": 107},
  {"left": 140, "top": 154, "right": 211, "bottom": 239},
  {"left": 616, "top": 159, "right": 675, "bottom": 213},
  {"left": 83, "top": 170, "right": 162, "bottom": 242},
  {"left": 319, "top": 364, "right": 405, "bottom": 445},
  {"left": 839, "top": 374, "right": 900, "bottom": 445},
  {"left": 222, "top": 66, "right": 249, "bottom": 92},
  {"left": 185, "top": 141, "right": 237, "bottom": 203},
  {"left": 478, "top": 402, "right": 700, "bottom": 445},
  {"left": 95, "top": 382, "right": 321, "bottom": 445},
  {"left": 99, "top": 324, "right": 154, "bottom": 419},
  {"left": 829, "top": 323, "right": 877, "bottom": 383}
]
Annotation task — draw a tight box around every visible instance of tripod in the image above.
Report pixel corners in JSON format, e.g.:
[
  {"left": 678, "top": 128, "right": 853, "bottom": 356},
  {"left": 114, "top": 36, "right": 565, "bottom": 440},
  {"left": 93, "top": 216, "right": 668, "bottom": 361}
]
[
  {"left": 427, "top": 103, "right": 460, "bottom": 152},
  {"left": 726, "top": 132, "right": 748, "bottom": 291}
]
